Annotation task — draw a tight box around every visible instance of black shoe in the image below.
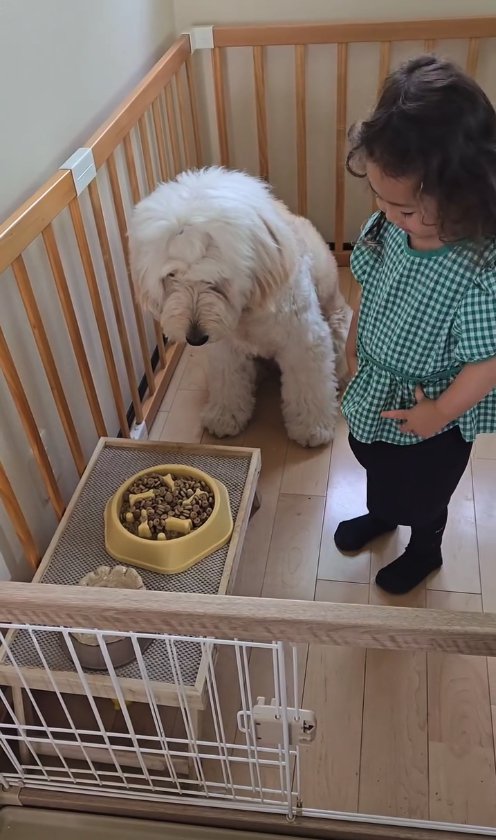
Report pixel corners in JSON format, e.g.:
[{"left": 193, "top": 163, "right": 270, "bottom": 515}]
[
  {"left": 334, "top": 514, "right": 397, "bottom": 553},
  {"left": 375, "top": 547, "right": 442, "bottom": 595}
]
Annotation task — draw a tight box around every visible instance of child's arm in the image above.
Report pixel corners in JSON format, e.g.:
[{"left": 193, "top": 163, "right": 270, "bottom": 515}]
[
  {"left": 437, "top": 357, "right": 496, "bottom": 421},
  {"left": 382, "top": 356, "right": 496, "bottom": 437},
  {"left": 345, "top": 291, "right": 361, "bottom": 378}
]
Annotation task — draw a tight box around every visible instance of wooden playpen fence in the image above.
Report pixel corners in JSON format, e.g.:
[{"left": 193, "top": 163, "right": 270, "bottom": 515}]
[
  {"left": 1, "top": 21, "right": 496, "bottom": 837},
  {"left": 0, "top": 36, "right": 196, "bottom": 568},
  {"left": 0, "top": 16, "right": 495, "bottom": 569}
]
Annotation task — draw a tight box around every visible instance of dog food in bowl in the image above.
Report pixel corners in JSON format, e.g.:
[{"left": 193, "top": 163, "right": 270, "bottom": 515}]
[
  {"left": 120, "top": 472, "right": 215, "bottom": 540},
  {"left": 105, "top": 464, "right": 233, "bottom": 575}
]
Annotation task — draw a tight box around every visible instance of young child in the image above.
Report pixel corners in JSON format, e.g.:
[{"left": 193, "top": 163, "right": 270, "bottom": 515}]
[{"left": 336, "top": 55, "right": 496, "bottom": 595}]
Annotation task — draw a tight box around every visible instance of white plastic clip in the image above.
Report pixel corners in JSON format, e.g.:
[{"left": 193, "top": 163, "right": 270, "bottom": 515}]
[
  {"left": 130, "top": 421, "right": 148, "bottom": 442},
  {"left": 60, "top": 148, "right": 97, "bottom": 195},
  {"left": 237, "top": 697, "right": 317, "bottom": 747},
  {"left": 185, "top": 26, "right": 214, "bottom": 52}
]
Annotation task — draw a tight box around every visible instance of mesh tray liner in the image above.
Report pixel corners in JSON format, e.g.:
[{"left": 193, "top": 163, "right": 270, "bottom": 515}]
[{"left": 9, "top": 444, "right": 251, "bottom": 688}]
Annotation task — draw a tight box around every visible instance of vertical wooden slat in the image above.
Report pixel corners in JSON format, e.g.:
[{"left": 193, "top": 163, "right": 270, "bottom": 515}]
[
  {"left": 177, "top": 69, "right": 194, "bottom": 170},
  {"left": 106, "top": 153, "right": 156, "bottom": 392},
  {"left": 424, "top": 39, "right": 436, "bottom": 52},
  {"left": 466, "top": 38, "right": 480, "bottom": 77},
  {"left": 42, "top": 225, "right": 107, "bottom": 438},
  {"left": 68, "top": 198, "right": 130, "bottom": 436},
  {"left": 212, "top": 47, "right": 230, "bottom": 167},
  {"left": 87, "top": 179, "right": 143, "bottom": 425},
  {"left": 122, "top": 135, "right": 167, "bottom": 369},
  {"left": 186, "top": 55, "right": 203, "bottom": 166},
  {"left": 253, "top": 46, "right": 269, "bottom": 181},
  {"left": 164, "top": 85, "right": 182, "bottom": 174},
  {"left": 155, "top": 325, "right": 168, "bottom": 373},
  {"left": 334, "top": 42, "right": 348, "bottom": 255},
  {"left": 138, "top": 115, "right": 156, "bottom": 193},
  {"left": 12, "top": 256, "right": 86, "bottom": 476},
  {"left": 0, "top": 461, "right": 39, "bottom": 570},
  {"left": 0, "top": 327, "right": 64, "bottom": 518},
  {"left": 295, "top": 45, "right": 307, "bottom": 217},
  {"left": 371, "top": 41, "right": 391, "bottom": 212},
  {"left": 152, "top": 97, "right": 170, "bottom": 181},
  {"left": 377, "top": 41, "right": 391, "bottom": 93},
  {"left": 122, "top": 134, "right": 142, "bottom": 207}
]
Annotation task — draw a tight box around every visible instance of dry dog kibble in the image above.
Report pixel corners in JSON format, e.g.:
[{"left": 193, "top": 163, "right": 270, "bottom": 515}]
[{"left": 120, "top": 472, "right": 215, "bottom": 541}]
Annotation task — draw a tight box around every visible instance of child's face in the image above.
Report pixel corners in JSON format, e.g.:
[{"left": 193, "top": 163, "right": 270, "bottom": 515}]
[{"left": 366, "top": 161, "right": 441, "bottom": 244}]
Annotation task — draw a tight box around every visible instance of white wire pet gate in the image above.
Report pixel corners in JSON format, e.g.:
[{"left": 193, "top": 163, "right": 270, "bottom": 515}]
[{"left": 0, "top": 621, "right": 310, "bottom": 819}]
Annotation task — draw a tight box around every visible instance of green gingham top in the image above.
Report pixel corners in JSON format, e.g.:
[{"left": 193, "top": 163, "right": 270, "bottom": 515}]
[{"left": 341, "top": 213, "right": 496, "bottom": 445}]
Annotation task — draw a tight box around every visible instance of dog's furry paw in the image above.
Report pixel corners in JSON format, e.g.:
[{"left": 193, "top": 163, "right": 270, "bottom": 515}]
[
  {"left": 201, "top": 406, "right": 250, "bottom": 439},
  {"left": 287, "top": 423, "right": 334, "bottom": 448}
]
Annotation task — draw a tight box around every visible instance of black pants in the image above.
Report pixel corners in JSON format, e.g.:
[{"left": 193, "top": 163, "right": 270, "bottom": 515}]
[{"left": 349, "top": 427, "right": 472, "bottom": 529}]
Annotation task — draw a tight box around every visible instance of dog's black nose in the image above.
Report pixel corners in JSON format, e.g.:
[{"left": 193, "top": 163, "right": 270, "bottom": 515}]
[{"left": 186, "top": 326, "right": 209, "bottom": 346}]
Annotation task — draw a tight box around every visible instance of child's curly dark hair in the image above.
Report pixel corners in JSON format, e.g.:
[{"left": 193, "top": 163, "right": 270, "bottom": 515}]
[{"left": 347, "top": 55, "right": 496, "bottom": 241}]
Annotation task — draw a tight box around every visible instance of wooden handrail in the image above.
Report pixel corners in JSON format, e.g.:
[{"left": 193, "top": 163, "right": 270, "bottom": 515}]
[
  {"left": 213, "top": 17, "right": 496, "bottom": 47},
  {"left": 1, "top": 583, "right": 496, "bottom": 657},
  {"left": 0, "top": 171, "right": 75, "bottom": 275},
  {"left": 86, "top": 35, "right": 190, "bottom": 169}
]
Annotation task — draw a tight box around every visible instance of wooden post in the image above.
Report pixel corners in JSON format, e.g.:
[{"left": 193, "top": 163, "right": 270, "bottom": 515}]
[
  {"left": 42, "top": 225, "right": 107, "bottom": 437},
  {"left": 253, "top": 46, "right": 269, "bottom": 181},
  {"left": 69, "top": 199, "right": 129, "bottom": 436},
  {"left": 88, "top": 179, "right": 144, "bottom": 425},
  {"left": 212, "top": 48, "right": 229, "bottom": 166},
  {"left": 0, "top": 462, "right": 39, "bottom": 570},
  {"left": 334, "top": 43, "right": 348, "bottom": 257},
  {"left": 295, "top": 45, "right": 307, "bottom": 217},
  {"left": 0, "top": 328, "right": 64, "bottom": 518},
  {"left": 106, "top": 153, "right": 156, "bottom": 392},
  {"left": 12, "top": 256, "right": 86, "bottom": 476}
]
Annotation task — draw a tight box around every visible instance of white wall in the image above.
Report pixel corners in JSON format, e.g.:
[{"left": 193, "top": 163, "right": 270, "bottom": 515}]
[
  {"left": 0, "top": 0, "right": 177, "bottom": 581},
  {"left": 0, "top": 0, "right": 177, "bottom": 222}
]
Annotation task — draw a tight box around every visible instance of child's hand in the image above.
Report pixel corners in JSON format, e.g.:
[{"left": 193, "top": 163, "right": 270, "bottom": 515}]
[{"left": 381, "top": 387, "right": 448, "bottom": 438}]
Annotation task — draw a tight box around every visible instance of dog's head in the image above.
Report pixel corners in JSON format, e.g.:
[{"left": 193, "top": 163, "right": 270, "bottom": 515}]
[{"left": 128, "top": 167, "right": 297, "bottom": 345}]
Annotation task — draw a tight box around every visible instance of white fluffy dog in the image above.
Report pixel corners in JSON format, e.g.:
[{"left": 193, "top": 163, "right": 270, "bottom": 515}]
[{"left": 129, "top": 168, "right": 350, "bottom": 447}]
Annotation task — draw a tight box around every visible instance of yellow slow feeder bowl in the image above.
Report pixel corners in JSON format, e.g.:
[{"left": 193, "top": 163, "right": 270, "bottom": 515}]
[{"left": 104, "top": 464, "right": 233, "bottom": 575}]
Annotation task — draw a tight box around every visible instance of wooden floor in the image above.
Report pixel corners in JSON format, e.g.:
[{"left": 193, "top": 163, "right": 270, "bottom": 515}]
[{"left": 150, "top": 269, "right": 496, "bottom": 827}]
